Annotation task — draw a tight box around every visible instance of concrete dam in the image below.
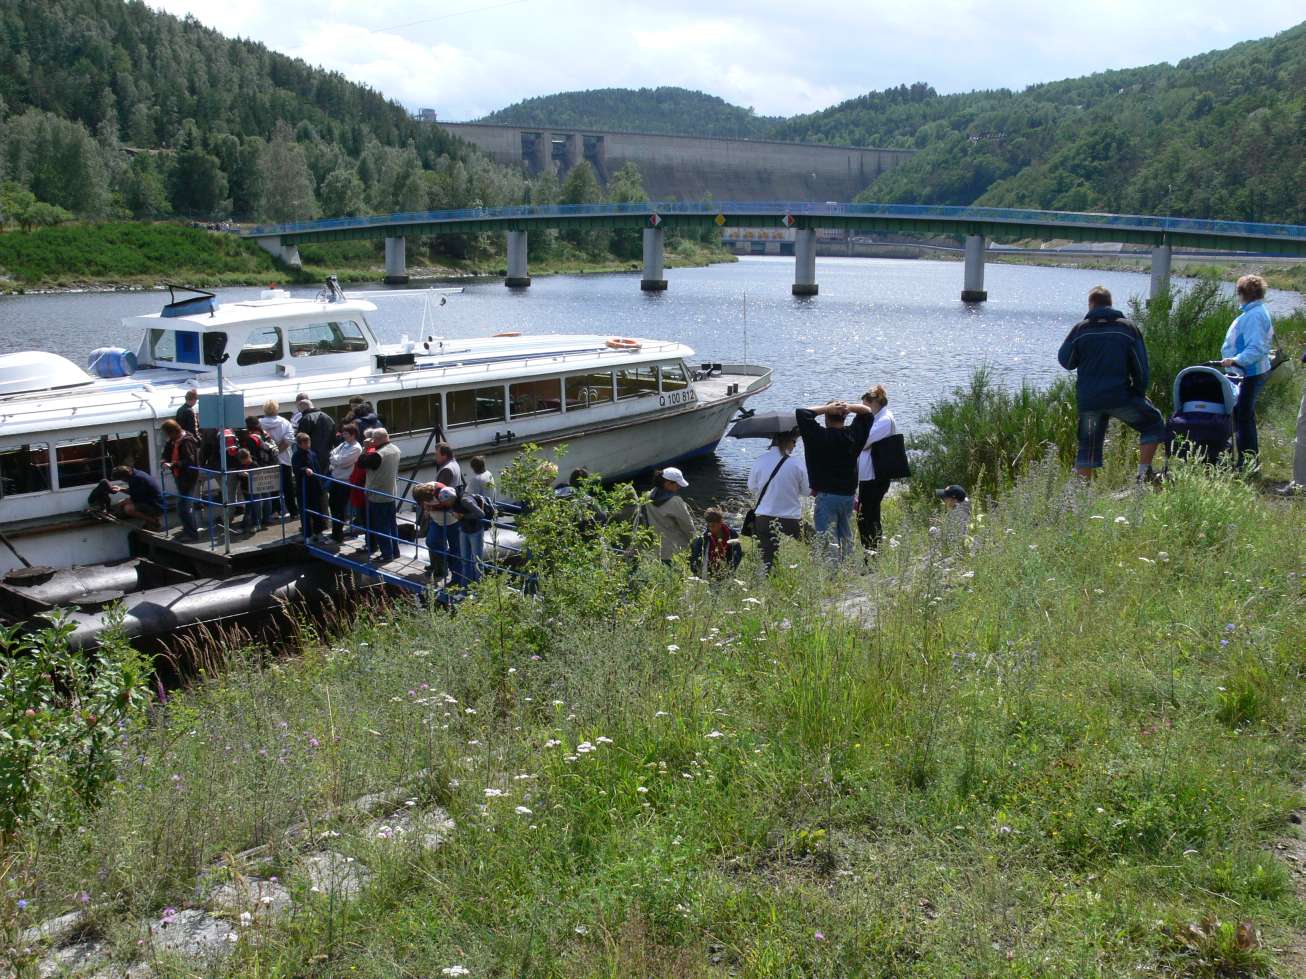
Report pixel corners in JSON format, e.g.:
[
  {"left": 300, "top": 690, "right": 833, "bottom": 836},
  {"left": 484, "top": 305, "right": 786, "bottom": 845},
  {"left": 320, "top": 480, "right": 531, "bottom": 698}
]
[{"left": 438, "top": 122, "right": 916, "bottom": 202}]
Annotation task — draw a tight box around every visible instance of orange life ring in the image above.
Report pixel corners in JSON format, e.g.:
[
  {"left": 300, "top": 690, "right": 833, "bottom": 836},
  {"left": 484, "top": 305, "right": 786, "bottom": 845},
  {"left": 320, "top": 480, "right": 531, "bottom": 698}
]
[
  {"left": 606, "top": 337, "right": 641, "bottom": 350},
  {"left": 493, "top": 331, "right": 521, "bottom": 337}
]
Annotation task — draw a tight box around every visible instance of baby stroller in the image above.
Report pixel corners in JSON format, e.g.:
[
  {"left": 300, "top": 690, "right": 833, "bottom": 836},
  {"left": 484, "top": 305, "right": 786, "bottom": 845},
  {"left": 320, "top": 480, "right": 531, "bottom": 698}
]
[{"left": 1165, "top": 363, "right": 1241, "bottom": 464}]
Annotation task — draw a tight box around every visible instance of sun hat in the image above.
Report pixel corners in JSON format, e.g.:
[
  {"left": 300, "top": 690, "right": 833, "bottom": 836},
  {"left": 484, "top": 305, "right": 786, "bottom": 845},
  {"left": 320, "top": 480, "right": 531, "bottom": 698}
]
[{"left": 661, "top": 466, "right": 689, "bottom": 488}]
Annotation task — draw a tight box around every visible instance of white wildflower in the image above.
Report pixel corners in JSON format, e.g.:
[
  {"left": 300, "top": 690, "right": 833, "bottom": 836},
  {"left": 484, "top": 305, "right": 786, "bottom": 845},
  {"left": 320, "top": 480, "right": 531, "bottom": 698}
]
[
  {"left": 515, "top": 806, "right": 533, "bottom": 815},
  {"left": 666, "top": 644, "right": 680, "bottom": 653},
  {"left": 665, "top": 614, "right": 680, "bottom": 621},
  {"left": 1114, "top": 516, "right": 1129, "bottom": 525},
  {"left": 239, "top": 911, "right": 252, "bottom": 927},
  {"left": 706, "top": 730, "right": 725, "bottom": 739},
  {"left": 543, "top": 739, "right": 561, "bottom": 748},
  {"left": 441, "top": 968, "right": 471, "bottom": 977},
  {"left": 576, "top": 741, "right": 595, "bottom": 753},
  {"left": 596, "top": 736, "right": 613, "bottom": 745},
  {"left": 483, "top": 788, "right": 504, "bottom": 798},
  {"left": 654, "top": 710, "right": 669, "bottom": 718}
]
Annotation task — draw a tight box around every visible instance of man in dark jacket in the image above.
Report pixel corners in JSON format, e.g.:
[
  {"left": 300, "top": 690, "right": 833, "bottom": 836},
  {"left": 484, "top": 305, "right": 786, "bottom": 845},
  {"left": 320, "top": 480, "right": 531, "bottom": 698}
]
[
  {"left": 796, "top": 401, "right": 872, "bottom": 558},
  {"left": 175, "top": 389, "right": 200, "bottom": 440},
  {"left": 296, "top": 399, "right": 337, "bottom": 467},
  {"left": 1057, "top": 286, "right": 1166, "bottom": 481}
]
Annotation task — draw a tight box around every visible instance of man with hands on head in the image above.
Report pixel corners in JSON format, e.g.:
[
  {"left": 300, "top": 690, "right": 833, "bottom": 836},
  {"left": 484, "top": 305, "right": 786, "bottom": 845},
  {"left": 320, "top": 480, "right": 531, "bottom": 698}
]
[{"left": 794, "top": 398, "right": 873, "bottom": 560}]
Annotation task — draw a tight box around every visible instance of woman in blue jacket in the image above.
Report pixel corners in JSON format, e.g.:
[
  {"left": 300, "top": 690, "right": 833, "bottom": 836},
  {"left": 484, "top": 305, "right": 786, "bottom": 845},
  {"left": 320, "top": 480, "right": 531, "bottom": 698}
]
[{"left": 1220, "top": 274, "right": 1275, "bottom": 469}]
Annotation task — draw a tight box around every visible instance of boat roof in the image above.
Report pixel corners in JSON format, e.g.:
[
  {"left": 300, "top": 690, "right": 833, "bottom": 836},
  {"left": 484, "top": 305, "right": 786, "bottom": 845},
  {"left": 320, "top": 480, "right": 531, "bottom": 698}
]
[
  {"left": 0, "top": 333, "right": 697, "bottom": 442},
  {"left": 122, "top": 295, "right": 380, "bottom": 332}
]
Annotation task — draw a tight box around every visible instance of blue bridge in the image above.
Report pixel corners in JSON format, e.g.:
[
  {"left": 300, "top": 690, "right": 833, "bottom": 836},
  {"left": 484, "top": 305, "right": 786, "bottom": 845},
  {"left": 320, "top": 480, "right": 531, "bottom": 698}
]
[{"left": 245, "top": 201, "right": 1306, "bottom": 303}]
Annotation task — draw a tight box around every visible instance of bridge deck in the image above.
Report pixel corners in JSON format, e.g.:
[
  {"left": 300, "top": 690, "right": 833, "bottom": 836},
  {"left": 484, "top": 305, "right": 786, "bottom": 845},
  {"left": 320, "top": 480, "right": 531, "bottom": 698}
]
[{"left": 245, "top": 201, "right": 1306, "bottom": 256}]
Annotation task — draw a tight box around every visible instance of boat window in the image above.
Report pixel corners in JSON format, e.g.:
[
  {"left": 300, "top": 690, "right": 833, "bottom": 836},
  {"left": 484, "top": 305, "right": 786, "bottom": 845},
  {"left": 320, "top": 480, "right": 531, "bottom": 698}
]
[
  {"left": 617, "top": 366, "right": 658, "bottom": 400},
  {"left": 447, "top": 386, "right": 506, "bottom": 427},
  {"left": 55, "top": 440, "right": 108, "bottom": 490},
  {"left": 565, "top": 371, "right": 614, "bottom": 410},
  {"left": 0, "top": 443, "right": 51, "bottom": 497},
  {"left": 660, "top": 363, "right": 689, "bottom": 391},
  {"left": 236, "top": 327, "right": 284, "bottom": 366},
  {"left": 105, "top": 432, "right": 151, "bottom": 473},
  {"left": 149, "top": 329, "right": 177, "bottom": 363},
  {"left": 51, "top": 432, "right": 153, "bottom": 492},
  {"left": 288, "top": 321, "right": 370, "bottom": 358},
  {"left": 377, "top": 393, "right": 442, "bottom": 437},
  {"left": 510, "top": 378, "right": 563, "bottom": 418}
]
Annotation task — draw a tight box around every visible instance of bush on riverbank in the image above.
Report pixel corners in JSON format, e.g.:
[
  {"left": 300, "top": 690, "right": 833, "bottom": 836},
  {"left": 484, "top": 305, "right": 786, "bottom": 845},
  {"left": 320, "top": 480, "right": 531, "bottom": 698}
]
[{"left": 5, "top": 379, "right": 1306, "bottom": 974}]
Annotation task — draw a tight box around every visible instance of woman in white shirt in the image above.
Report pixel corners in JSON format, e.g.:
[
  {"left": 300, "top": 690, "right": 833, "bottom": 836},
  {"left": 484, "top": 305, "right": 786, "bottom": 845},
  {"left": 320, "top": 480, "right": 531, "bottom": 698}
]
[
  {"left": 855, "top": 385, "right": 897, "bottom": 550},
  {"left": 259, "top": 399, "right": 297, "bottom": 518},
  {"left": 747, "top": 431, "right": 810, "bottom": 571},
  {"left": 328, "top": 423, "right": 363, "bottom": 542}
]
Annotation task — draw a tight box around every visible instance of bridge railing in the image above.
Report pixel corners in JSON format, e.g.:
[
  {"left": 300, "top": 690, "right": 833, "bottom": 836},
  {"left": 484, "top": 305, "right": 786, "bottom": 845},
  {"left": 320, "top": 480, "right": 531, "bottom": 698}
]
[{"left": 245, "top": 201, "right": 1306, "bottom": 242}]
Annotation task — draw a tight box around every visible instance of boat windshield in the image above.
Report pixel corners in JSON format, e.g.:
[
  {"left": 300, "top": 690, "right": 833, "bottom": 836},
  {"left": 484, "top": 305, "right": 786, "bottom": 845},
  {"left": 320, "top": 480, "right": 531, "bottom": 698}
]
[{"left": 149, "top": 328, "right": 227, "bottom": 366}]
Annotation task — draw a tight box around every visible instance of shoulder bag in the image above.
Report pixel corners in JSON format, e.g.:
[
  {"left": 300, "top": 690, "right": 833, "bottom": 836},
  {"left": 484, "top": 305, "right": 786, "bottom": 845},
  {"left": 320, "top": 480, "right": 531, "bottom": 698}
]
[
  {"left": 869, "top": 433, "right": 912, "bottom": 481},
  {"left": 742, "top": 455, "right": 788, "bottom": 537}
]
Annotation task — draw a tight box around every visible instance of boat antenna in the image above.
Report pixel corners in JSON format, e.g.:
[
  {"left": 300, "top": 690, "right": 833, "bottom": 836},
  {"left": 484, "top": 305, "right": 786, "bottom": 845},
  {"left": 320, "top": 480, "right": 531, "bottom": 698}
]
[{"left": 317, "top": 275, "right": 347, "bottom": 303}]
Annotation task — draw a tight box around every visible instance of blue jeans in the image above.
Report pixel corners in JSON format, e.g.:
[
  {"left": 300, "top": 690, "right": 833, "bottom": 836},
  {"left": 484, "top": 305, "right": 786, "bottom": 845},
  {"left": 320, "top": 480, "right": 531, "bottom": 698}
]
[
  {"left": 1234, "top": 372, "right": 1267, "bottom": 468},
  {"left": 1075, "top": 396, "right": 1167, "bottom": 469},
  {"left": 426, "top": 521, "right": 463, "bottom": 583},
  {"left": 367, "top": 500, "right": 399, "bottom": 560},
  {"left": 176, "top": 483, "right": 199, "bottom": 537},
  {"left": 459, "top": 525, "right": 485, "bottom": 585},
  {"left": 813, "top": 493, "right": 855, "bottom": 558}
]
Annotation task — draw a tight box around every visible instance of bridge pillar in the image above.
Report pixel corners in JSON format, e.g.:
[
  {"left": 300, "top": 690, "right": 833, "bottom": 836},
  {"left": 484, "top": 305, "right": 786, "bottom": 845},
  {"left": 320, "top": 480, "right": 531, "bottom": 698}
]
[
  {"left": 255, "top": 236, "right": 302, "bottom": 269},
  {"left": 506, "top": 231, "right": 530, "bottom": 288},
  {"left": 1149, "top": 244, "right": 1172, "bottom": 302},
  {"left": 792, "top": 229, "right": 818, "bottom": 296},
  {"left": 961, "top": 234, "right": 987, "bottom": 302},
  {"left": 641, "top": 227, "right": 667, "bottom": 291},
  {"left": 384, "top": 236, "right": 408, "bottom": 285}
]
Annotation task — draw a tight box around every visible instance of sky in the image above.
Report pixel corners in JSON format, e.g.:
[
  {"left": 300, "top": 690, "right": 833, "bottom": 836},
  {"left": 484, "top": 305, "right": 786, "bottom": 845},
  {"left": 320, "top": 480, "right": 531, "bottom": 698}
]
[{"left": 148, "top": 1, "right": 1305, "bottom": 120}]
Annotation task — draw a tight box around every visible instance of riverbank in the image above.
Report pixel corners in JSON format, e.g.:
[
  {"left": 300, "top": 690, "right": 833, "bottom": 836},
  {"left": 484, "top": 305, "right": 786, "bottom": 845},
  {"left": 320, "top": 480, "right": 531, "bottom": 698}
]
[
  {"left": 5, "top": 364, "right": 1305, "bottom": 977},
  {"left": 0, "top": 223, "right": 735, "bottom": 294}
]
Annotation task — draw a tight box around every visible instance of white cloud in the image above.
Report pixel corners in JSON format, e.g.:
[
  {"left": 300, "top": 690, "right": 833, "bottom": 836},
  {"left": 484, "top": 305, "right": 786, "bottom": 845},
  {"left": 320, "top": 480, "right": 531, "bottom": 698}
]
[{"left": 145, "top": 1, "right": 1305, "bottom": 119}]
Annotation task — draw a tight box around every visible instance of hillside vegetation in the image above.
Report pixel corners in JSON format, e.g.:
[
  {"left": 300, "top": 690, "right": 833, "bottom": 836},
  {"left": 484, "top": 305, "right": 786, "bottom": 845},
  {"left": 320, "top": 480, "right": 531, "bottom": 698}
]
[{"left": 479, "top": 86, "right": 779, "bottom": 139}]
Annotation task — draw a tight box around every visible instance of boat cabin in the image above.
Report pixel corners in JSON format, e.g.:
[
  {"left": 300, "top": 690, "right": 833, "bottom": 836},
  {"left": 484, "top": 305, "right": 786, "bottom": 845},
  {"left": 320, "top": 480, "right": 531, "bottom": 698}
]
[{"left": 129, "top": 291, "right": 381, "bottom": 381}]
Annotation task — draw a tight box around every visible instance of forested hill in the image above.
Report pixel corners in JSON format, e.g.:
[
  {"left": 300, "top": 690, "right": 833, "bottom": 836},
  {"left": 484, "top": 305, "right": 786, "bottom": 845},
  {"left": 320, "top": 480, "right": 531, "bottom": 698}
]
[
  {"left": 774, "top": 24, "right": 1306, "bottom": 223},
  {"left": 0, "top": 0, "right": 527, "bottom": 224},
  {"left": 479, "top": 87, "right": 779, "bottom": 138}
]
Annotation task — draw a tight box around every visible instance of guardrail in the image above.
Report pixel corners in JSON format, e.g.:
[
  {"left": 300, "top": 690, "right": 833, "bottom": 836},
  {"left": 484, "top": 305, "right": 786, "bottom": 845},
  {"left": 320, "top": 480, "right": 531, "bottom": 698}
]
[
  {"left": 299, "top": 470, "right": 533, "bottom": 598},
  {"left": 245, "top": 201, "right": 1306, "bottom": 243},
  {"left": 160, "top": 464, "right": 288, "bottom": 552}
]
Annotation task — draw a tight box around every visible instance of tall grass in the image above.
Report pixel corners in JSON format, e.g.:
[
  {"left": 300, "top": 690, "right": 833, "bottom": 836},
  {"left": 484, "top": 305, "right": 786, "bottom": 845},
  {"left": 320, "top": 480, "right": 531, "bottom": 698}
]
[{"left": 908, "top": 367, "right": 1078, "bottom": 504}]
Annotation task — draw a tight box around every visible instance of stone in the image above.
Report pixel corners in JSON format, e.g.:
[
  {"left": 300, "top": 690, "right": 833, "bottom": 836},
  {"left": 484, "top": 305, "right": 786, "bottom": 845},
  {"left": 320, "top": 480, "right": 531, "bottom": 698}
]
[
  {"left": 22, "top": 910, "right": 88, "bottom": 948},
  {"left": 149, "top": 909, "right": 238, "bottom": 958},
  {"left": 299, "top": 852, "right": 372, "bottom": 900},
  {"left": 208, "top": 877, "right": 293, "bottom": 918},
  {"left": 367, "top": 807, "right": 454, "bottom": 851},
  {"left": 37, "top": 938, "right": 111, "bottom": 978}
]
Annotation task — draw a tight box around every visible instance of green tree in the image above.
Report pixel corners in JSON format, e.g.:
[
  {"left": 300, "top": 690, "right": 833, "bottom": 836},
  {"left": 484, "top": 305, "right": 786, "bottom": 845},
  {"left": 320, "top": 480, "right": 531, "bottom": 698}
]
[
  {"left": 606, "top": 161, "right": 647, "bottom": 260},
  {"left": 167, "top": 121, "right": 227, "bottom": 216},
  {"left": 120, "top": 154, "right": 170, "bottom": 218},
  {"left": 319, "top": 167, "right": 365, "bottom": 217},
  {"left": 560, "top": 161, "right": 606, "bottom": 254},
  {"left": 256, "top": 122, "right": 318, "bottom": 222}
]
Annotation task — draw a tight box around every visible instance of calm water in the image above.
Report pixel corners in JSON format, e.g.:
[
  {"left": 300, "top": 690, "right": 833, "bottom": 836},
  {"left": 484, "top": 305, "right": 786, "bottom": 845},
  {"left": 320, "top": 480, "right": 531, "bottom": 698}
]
[{"left": 2, "top": 257, "right": 1298, "bottom": 503}]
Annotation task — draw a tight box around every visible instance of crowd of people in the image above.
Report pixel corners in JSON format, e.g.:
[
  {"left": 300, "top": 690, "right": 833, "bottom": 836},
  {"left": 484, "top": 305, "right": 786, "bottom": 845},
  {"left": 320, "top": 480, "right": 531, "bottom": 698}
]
[{"left": 107, "top": 278, "right": 1295, "bottom": 589}]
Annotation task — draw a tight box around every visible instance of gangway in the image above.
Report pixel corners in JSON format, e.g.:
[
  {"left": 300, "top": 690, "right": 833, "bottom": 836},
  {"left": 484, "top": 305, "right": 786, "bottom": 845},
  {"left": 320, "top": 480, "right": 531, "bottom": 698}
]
[{"left": 297, "top": 472, "right": 532, "bottom": 601}]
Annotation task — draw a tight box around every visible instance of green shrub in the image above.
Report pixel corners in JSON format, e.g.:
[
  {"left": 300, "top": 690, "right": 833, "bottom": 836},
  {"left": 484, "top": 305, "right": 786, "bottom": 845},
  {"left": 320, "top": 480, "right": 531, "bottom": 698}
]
[
  {"left": 908, "top": 366, "right": 1078, "bottom": 504},
  {"left": 0, "top": 614, "right": 151, "bottom": 834}
]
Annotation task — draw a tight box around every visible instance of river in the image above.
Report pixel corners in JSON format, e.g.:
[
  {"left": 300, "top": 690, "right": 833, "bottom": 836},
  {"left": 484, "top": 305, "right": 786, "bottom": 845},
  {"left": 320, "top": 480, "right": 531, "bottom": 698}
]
[{"left": 2, "top": 256, "right": 1299, "bottom": 504}]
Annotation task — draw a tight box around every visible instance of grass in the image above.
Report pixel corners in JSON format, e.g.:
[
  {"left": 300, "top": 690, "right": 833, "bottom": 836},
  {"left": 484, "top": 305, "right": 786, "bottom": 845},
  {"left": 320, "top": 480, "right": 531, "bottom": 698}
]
[
  {"left": 0, "top": 223, "right": 736, "bottom": 292},
  {"left": 4, "top": 365, "right": 1306, "bottom": 976}
]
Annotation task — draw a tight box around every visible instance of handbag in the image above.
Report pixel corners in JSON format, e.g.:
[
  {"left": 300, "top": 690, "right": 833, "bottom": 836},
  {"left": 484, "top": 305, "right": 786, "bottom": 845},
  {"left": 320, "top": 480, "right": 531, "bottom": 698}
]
[
  {"left": 742, "top": 455, "right": 788, "bottom": 537},
  {"left": 870, "top": 433, "right": 912, "bottom": 481}
]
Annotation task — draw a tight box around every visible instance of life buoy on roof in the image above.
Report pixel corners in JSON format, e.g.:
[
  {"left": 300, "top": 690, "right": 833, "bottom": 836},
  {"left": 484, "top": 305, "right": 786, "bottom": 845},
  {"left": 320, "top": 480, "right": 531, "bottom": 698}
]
[
  {"left": 606, "top": 337, "right": 641, "bottom": 350},
  {"left": 492, "top": 331, "right": 521, "bottom": 337}
]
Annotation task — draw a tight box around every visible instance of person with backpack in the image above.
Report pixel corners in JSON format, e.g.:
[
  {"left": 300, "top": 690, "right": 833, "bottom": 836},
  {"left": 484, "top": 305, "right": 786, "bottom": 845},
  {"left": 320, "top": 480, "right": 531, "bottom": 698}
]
[
  {"left": 414, "top": 482, "right": 488, "bottom": 587},
  {"left": 747, "top": 432, "right": 809, "bottom": 571},
  {"left": 855, "top": 385, "right": 898, "bottom": 551},
  {"left": 691, "top": 507, "right": 742, "bottom": 577}
]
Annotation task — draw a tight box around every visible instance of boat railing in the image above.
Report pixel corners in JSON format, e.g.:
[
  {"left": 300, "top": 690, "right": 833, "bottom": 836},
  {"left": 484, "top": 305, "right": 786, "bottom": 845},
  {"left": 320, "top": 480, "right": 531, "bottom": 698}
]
[
  {"left": 299, "top": 470, "right": 532, "bottom": 597},
  {"left": 159, "top": 464, "right": 289, "bottom": 553}
]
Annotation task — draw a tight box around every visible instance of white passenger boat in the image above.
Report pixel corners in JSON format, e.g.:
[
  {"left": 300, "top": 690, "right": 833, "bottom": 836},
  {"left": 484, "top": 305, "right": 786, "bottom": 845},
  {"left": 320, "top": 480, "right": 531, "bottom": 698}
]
[{"left": 0, "top": 282, "right": 770, "bottom": 573}]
